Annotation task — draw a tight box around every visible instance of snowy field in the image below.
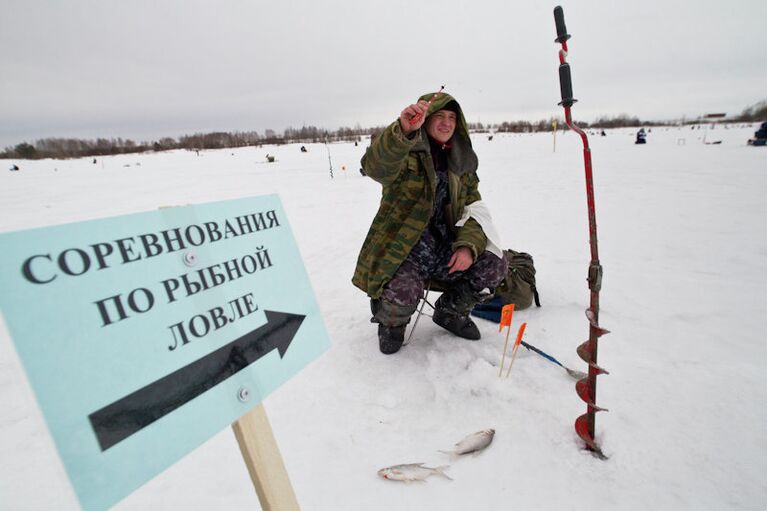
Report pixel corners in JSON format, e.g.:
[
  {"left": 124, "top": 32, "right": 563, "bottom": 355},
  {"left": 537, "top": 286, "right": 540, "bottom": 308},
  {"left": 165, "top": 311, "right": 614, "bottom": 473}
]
[{"left": 1, "top": 124, "right": 766, "bottom": 510}]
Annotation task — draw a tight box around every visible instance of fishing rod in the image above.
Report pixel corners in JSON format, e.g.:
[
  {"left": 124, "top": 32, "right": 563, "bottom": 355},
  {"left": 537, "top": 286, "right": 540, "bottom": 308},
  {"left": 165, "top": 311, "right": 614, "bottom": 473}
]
[
  {"left": 408, "top": 85, "right": 446, "bottom": 126},
  {"left": 519, "top": 340, "right": 587, "bottom": 380},
  {"left": 553, "top": 5, "right": 610, "bottom": 459}
]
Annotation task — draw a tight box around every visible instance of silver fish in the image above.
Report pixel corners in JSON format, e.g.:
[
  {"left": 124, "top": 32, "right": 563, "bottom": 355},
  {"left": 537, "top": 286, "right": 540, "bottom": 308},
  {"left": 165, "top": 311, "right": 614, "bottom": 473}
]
[
  {"left": 441, "top": 429, "right": 495, "bottom": 457},
  {"left": 377, "top": 463, "right": 452, "bottom": 483}
]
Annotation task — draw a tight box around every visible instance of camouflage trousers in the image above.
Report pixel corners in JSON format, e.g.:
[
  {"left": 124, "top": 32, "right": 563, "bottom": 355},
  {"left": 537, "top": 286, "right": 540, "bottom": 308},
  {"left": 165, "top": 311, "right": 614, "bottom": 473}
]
[{"left": 381, "top": 249, "right": 508, "bottom": 307}]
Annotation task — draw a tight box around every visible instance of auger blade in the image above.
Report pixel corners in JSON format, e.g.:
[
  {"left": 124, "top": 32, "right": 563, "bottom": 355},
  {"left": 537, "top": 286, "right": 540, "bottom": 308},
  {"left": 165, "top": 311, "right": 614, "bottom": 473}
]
[
  {"left": 585, "top": 309, "right": 610, "bottom": 336},
  {"left": 575, "top": 414, "right": 608, "bottom": 460},
  {"left": 565, "top": 367, "right": 589, "bottom": 380},
  {"left": 575, "top": 379, "right": 609, "bottom": 411},
  {"left": 577, "top": 341, "right": 590, "bottom": 361},
  {"left": 576, "top": 341, "right": 610, "bottom": 374}
]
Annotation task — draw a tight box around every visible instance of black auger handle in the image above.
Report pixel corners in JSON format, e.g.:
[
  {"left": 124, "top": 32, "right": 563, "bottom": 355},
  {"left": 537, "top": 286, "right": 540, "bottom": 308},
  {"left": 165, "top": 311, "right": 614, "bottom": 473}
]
[
  {"left": 554, "top": 6, "right": 570, "bottom": 43},
  {"left": 558, "top": 63, "right": 577, "bottom": 107}
]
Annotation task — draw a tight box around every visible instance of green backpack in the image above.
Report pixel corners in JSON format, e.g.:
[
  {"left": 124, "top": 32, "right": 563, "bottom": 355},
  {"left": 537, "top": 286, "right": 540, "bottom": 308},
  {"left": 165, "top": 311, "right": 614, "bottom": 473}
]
[{"left": 495, "top": 249, "right": 541, "bottom": 310}]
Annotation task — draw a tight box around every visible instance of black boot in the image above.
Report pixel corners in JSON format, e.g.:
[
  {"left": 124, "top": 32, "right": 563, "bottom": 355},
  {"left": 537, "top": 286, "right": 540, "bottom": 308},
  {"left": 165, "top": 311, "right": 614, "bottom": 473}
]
[
  {"left": 432, "top": 283, "right": 489, "bottom": 341},
  {"left": 372, "top": 299, "right": 417, "bottom": 355},
  {"left": 378, "top": 324, "right": 406, "bottom": 355}
]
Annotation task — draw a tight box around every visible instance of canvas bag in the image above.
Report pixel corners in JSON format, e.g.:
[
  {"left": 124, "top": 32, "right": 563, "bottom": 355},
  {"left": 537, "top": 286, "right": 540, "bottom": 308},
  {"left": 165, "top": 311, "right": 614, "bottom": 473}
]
[{"left": 495, "top": 249, "right": 540, "bottom": 310}]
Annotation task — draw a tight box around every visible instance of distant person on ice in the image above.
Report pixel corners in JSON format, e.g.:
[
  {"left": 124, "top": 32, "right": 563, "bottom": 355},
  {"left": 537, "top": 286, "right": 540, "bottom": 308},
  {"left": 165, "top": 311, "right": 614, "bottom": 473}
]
[
  {"left": 353, "top": 92, "right": 507, "bottom": 355},
  {"left": 635, "top": 128, "right": 647, "bottom": 144},
  {"left": 748, "top": 121, "right": 767, "bottom": 146}
]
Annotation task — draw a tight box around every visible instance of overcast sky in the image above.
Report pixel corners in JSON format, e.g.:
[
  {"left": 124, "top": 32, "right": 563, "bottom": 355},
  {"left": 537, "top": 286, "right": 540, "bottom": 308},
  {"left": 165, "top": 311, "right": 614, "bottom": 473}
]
[{"left": 1, "top": 0, "right": 765, "bottom": 148}]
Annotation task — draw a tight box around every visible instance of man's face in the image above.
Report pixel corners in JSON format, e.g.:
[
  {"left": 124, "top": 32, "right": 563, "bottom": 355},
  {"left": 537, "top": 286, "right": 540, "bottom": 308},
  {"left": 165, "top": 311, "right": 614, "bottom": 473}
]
[{"left": 426, "top": 109, "right": 457, "bottom": 144}]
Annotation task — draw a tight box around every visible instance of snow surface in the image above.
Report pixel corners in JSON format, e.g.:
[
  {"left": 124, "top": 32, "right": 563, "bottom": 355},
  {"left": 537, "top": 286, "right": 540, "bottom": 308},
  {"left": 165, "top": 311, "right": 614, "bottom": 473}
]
[{"left": 1, "top": 124, "right": 766, "bottom": 510}]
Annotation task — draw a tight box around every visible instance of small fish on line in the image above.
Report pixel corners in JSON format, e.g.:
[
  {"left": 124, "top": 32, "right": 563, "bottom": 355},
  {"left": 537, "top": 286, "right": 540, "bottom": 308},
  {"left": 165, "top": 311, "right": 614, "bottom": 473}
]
[
  {"left": 440, "top": 429, "right": 495, "bottom": 458},
  {"left": 377, "top": 463, "right": 452, "bottom": 483}
]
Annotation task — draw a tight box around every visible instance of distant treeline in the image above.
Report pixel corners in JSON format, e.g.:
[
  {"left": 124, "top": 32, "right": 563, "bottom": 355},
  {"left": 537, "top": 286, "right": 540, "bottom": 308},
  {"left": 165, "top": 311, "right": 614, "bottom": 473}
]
[
  {"left": 3, "top": 100, "right": 765, "bottom": 160},
  {"left": 734, "top": 101, "right": 767, "bottom": 122},
  {"left": 1, "top": 125, "right": 374, "bottom": 160}
]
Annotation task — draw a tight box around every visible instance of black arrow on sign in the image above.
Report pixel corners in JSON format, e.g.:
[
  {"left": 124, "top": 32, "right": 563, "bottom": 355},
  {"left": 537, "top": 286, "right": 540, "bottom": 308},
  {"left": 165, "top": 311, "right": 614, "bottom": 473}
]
[{"left": 88, "top": 310, "right": 305, "bottom": 451}]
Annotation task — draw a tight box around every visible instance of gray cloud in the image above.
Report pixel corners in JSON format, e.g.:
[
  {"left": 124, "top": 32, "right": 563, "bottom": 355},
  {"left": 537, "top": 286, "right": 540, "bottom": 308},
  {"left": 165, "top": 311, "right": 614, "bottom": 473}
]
[{"left": 1, "top": 0, "right": 765, "bottom": 148}]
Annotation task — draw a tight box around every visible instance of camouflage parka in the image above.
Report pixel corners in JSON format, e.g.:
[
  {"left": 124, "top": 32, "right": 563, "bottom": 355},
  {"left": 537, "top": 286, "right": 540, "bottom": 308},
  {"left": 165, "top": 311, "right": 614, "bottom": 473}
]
[{"left": 352, "top": 93, "right": 488, "bottom": 299}]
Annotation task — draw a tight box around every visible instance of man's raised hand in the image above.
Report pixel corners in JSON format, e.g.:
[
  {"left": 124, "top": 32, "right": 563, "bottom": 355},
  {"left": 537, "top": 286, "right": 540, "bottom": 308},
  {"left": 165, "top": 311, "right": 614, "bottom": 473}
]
[{"left": 399, "top": 100, "right": 429, "bottom": 135}]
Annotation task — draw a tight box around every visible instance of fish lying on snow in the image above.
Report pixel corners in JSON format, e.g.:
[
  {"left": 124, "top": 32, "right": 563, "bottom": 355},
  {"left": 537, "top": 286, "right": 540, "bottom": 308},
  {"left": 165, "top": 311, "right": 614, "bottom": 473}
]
[
  {"left": 377, "top": 463, "right": 452, "bottom": 483},
  {"left": 440, "top": 429, "right": 495, "bottom": 458}
]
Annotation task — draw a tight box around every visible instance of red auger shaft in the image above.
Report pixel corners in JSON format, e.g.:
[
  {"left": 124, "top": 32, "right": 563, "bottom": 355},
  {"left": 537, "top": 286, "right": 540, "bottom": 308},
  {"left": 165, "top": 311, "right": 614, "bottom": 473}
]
[{"left": 553, "top": 5, "right": 609, "bottom": 459}]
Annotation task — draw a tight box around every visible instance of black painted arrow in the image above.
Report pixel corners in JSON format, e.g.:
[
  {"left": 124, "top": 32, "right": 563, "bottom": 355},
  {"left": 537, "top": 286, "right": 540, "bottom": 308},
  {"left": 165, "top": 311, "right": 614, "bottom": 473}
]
[{"left": 89, "top": 310, "right": 305, "bottom": 451}]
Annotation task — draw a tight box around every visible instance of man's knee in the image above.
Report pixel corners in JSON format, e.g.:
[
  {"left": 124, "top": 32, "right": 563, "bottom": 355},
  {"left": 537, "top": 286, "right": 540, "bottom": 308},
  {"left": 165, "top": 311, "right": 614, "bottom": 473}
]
[
  {"left": 470, "top": 251, "right": 508, "bottom": 289},
  {"left": 488, "top": 251, "right": 509, "bottom": 286},
  {"left": 381, "top": 272, "right": 426, "bottom": 307}
]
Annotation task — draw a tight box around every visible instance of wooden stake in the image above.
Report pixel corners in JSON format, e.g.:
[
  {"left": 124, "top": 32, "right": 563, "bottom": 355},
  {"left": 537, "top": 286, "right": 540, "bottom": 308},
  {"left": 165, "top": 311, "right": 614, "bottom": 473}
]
[
  {"left": 504, "top": 323, "right": 528, "bottom": 378},
  {"left": 552, "top": 120, "right": 558, "bottom": 152},
  {"left": 504, "top": 344, "right": 521, "bottom": 379},
  {"left": 232, "top": 404, "right": 300, "bottom": 511},
  {"left": 498, "top": 304, "right": 515, "bottom": 377},
  {"left": 499, "top": 327, "right": 512, "bottom": 377}
]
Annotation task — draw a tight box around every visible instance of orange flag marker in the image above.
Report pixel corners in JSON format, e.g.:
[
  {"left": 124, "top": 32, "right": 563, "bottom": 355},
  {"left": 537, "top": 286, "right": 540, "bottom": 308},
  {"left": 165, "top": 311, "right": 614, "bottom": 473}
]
[
  {"left": 499, "top": 303, "right": 515, "bottom": 333},
  {"left": 514, "top": 322, "right": 527, "bottom": 348}
]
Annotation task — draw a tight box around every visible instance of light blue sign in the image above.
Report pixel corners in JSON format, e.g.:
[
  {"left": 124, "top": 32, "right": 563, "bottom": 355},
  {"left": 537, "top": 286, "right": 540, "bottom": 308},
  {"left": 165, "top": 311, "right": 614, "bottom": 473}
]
[{"left": 0, "top": 195, "right": 330, "bottom": 511}]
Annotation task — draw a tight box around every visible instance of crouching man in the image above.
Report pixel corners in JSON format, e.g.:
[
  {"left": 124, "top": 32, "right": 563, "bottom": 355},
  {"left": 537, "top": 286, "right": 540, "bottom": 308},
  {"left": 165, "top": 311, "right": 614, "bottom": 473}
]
[{"left": 352, "top": 91, "right": 507, "bottom": 354}]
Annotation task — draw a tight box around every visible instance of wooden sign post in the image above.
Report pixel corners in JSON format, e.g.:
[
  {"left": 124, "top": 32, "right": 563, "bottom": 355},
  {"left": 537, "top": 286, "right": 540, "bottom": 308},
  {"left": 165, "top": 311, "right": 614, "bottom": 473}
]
[{"left": 233, "top": 404, "right": 300, "bottom": 511}]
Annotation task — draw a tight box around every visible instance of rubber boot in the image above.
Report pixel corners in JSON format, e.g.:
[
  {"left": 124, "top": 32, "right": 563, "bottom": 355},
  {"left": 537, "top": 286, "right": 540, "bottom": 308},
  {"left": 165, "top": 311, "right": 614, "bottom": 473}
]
[
  {"left": 432, "top": 283, "right": 490, "bottom": 340},
  {"left": 377, "top": 325, "right": 407, "bottom": 355},
  {"left": 372, "top": 299, "right": 417, "bottom": 355}
]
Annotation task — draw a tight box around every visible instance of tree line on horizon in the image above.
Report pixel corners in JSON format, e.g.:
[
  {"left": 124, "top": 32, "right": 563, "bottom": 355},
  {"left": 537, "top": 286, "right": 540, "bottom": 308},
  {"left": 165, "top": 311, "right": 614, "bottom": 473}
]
[{"left": 3, "top": 101, "right": 765, "bottom": 161}]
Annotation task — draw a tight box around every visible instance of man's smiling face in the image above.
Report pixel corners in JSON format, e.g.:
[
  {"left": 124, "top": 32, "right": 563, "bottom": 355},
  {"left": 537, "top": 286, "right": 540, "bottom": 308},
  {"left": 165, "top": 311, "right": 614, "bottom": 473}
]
[{"left": 426, "top": 109, "right": 457, "bottom": 144}]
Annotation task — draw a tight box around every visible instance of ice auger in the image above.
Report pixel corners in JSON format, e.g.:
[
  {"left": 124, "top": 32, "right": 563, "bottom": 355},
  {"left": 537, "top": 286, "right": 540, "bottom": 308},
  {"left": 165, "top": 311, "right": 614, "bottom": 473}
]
[{"left": 553, "top": 6, "right": 610, "bottom": 459}]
